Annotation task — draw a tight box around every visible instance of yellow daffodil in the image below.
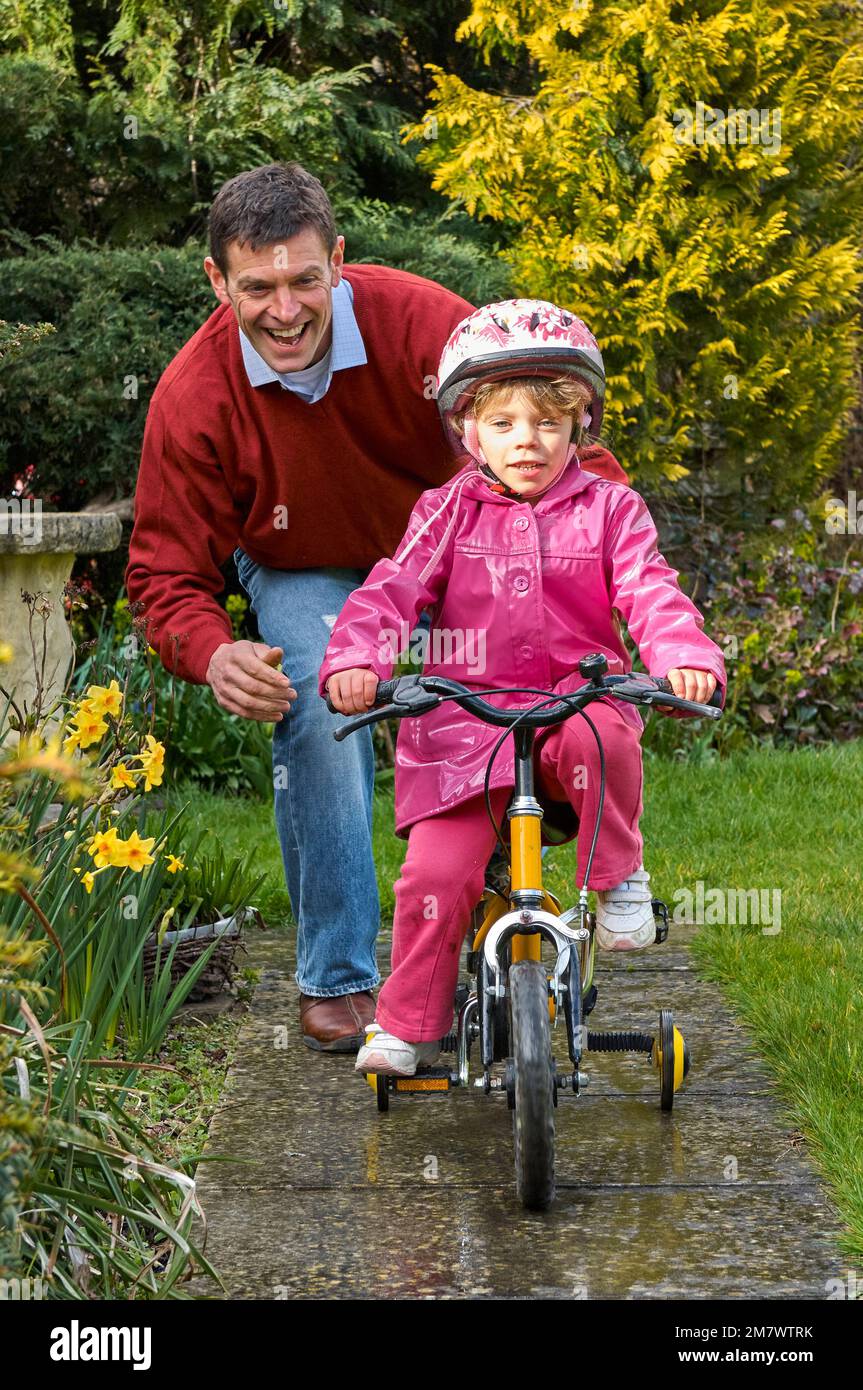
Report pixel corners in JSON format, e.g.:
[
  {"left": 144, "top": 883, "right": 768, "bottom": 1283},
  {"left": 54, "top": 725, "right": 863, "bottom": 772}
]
[
  {"left": 61, "top": 773, "right": 91, "bottom": 803},
  {"left": 16, "top": 731, "right": 43, "bottom": 758},
  {"left": 71, "top": 706, "right": 108, "bottom": 749},
  {"left": 87, "top": 825, "right": 122, "bottom": 868},
  {"left": 110, "top": 763, "right": 138, "bottom": 790},
  {"left": 139, "top": 734, "right": 166, "bottom": 766},
  {"left": 165, "top": 854, "right": 185, "bottom": 873},
  {"left": 135, "top": 734, "right": 166, "bottom": 791},
  {"left": 112, "top": 830, "right": 155, "bottom": 873},
  {"left": 82, "top": 681, "right": 122, "bottom": 722},
  {"left": 82, "top": 679, "right": 123, "bottom": 719},
  {"left": 0, "top": 733, "right": 92, "bottom": 795},
  {"left": 141, "top": 761, "right": 164, "bottom": 792},
  {"left": 72, "top": 866, "right": 98, "bottom": 894}
]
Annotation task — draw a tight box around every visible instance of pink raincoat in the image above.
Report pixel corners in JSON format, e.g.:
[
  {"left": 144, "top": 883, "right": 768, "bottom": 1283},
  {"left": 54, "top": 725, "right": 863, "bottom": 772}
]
[{"left": 318, "top": 455, "right": 726, "bottom": 841}]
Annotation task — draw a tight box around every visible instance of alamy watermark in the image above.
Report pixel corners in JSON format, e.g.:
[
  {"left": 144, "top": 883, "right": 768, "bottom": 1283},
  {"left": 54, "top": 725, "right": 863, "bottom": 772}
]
[
  {"left": 49, "top": 1320, "right": 151, "bottom": 1368},
  {"left": 377, "top": 622, "right": 488, "bottom": 675},
  {"left": 0, "top": 497, "right": 43, "bottom": 545},
  {"left": 672, "top": 880, "right": 781, "bottom": 934},
  {"left": 1, "top": 1276, "right": 46, "bottom": 1300},
  {"left": 673, "top": 101, "right": 782, "bottom": 155},
  {"left": 825, "top": 490, "right": 863, "bottom": 534}
]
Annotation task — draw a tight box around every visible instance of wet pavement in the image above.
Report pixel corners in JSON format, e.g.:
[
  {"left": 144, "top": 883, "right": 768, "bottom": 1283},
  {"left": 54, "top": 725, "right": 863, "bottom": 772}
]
[{"left": 186, "top": 925, "right": 845, "bottom": 1299}]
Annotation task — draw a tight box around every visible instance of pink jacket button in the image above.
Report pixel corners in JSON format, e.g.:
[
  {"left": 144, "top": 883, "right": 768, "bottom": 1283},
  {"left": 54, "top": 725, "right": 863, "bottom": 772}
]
[
  {"left": 514, "top": 516, "right": 529, "bottom": 530},
  {"left": 513, "top": 575, "right": 529, "bottom": 591}
]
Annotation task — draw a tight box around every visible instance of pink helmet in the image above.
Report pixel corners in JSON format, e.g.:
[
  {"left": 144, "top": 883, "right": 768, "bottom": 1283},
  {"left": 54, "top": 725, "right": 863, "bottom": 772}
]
[{"left": 436, "top": 299, "right": 606, "bottom": 456}]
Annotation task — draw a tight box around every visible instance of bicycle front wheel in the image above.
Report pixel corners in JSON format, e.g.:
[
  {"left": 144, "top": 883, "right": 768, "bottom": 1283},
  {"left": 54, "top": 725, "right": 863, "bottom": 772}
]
[{"left": 509, "top": 959, "right": 555, "bottom": 1210}]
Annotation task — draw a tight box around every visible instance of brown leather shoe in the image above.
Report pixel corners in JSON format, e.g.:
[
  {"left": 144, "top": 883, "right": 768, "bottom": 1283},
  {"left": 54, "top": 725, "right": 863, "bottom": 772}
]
[{"left": 299, "top": 991, "right": 376, "bottom": 1052}]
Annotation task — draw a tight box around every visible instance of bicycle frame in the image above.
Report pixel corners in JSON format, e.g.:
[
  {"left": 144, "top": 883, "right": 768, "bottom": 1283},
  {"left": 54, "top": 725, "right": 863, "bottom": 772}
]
[{"left": 469, "top": 723, "right": 594, "bottom": 1080}]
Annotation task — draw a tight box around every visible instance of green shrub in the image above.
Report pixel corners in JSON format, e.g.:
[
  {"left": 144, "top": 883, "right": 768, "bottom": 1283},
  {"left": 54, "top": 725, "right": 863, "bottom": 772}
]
[
  {"left": 410, "top": 0, "right": 863, "bottom": 506},
  {"left": 640, "top": 520, "right": 863, "bottom": 757},
  {"left": 0, "top": 930, "right": 217, "bottom": 1297},
  {"left": 0, "top": 218, "right": 506, "bottom": 508},
  {"left": 0, "top": 238, "right": 213, "bottom": 506},
  {"left": 0, "top": 56, "right": 90, "bottom": 240}
]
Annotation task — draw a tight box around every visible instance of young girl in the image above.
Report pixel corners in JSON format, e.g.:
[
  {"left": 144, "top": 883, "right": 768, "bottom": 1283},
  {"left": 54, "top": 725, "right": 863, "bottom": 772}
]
[{"left": 318, "top": 300, "right": 725, "bottom": 1077}]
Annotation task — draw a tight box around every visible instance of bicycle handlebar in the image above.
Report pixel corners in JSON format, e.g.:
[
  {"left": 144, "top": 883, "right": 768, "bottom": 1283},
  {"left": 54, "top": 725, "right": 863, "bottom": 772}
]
[{"left": 325, "top": 654, "right": 724, "bottom": 743}]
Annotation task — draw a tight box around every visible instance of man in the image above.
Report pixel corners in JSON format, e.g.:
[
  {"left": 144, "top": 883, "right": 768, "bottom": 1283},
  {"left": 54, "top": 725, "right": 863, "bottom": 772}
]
[{"left": 126, "top": 162, "right": 475, "bottom": 1051}]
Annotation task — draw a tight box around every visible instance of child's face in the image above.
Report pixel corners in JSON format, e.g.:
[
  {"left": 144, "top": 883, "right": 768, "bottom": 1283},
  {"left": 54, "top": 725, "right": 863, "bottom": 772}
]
[{"left": 474, "top": 389, "right": 573, "bottom": 498}]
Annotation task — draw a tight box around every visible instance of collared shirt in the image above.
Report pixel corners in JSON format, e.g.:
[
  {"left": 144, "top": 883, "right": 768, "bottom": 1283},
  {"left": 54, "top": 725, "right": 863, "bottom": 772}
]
[{"left": 238, "top": 276, "right": 367, "bottom": 403}]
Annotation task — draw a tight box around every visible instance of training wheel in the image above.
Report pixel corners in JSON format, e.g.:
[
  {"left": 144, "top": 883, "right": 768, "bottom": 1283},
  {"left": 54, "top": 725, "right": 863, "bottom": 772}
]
[
  {"left": 374, "top": 1073, "right": 389, "bottom": 1112},
  {"left": 362, "top": 1029, "right": 390, "bottom": 1111},
  {"left": 652, "top": 1009, "right": 690, "bottom": 1111}
]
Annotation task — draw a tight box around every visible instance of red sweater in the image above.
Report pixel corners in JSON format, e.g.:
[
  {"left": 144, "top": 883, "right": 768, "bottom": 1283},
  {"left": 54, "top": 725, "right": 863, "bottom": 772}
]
[{"left": 126, "top": 263, "right": 627, "bottom": 685}]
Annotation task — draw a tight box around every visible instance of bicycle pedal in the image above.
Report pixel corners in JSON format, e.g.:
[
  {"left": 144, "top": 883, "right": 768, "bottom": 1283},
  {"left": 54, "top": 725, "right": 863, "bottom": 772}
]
[
  {"left": 392, "top": 1067, "right": 452, "bottom": 1094},
  {"left": 652, "top": 898, "right": 669, "bottom": 944}
]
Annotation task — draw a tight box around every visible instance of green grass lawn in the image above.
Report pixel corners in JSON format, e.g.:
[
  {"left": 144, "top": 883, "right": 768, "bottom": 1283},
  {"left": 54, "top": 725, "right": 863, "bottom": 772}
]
[{"left": 160, "top": 740, "right": 863, "bottom": 1260}]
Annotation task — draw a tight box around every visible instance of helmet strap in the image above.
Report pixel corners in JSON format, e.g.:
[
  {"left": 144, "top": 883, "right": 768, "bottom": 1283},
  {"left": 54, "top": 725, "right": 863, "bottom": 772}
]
[{"left": 462, "top": 413, "right": 485, "bottom": 463}]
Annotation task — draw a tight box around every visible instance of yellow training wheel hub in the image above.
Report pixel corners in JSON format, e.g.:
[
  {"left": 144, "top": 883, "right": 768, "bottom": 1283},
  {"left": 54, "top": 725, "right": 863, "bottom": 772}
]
[{"left": 652, "top": 1024, "right": 688, "bottom": 1092}]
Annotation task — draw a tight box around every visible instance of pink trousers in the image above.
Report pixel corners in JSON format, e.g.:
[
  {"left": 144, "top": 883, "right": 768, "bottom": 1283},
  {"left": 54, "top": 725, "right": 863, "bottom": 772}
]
[{"left": 375, "top": 700, "right": 644, "bottom": 1042}]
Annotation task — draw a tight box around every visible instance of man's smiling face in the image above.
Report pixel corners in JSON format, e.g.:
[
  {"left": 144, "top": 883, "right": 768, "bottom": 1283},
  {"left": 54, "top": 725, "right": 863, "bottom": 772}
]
[{"left": 204, "top": 229, "right": 345, "bottom": 374}]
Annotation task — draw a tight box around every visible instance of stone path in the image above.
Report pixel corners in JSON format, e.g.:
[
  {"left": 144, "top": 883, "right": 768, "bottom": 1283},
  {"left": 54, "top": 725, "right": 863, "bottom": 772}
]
[{"left": 186, "top": 924, "right": 845, "bottom": 1300}]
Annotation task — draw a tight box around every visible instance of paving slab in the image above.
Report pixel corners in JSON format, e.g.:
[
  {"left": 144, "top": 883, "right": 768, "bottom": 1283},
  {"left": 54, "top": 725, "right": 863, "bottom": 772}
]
[{"left": 186, "top": 926, "right": 846, "bottom": 1300}]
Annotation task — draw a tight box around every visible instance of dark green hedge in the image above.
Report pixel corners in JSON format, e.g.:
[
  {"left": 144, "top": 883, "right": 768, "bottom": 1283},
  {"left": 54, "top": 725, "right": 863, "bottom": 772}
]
[{"left": 0, "top": 206, "right": 511, "bottom": 508}]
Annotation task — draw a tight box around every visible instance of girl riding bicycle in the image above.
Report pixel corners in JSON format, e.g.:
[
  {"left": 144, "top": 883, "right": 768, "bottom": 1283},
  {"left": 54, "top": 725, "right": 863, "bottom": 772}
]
[{"left": 319, "top": 300, "right": 726, "bottom": 1077}]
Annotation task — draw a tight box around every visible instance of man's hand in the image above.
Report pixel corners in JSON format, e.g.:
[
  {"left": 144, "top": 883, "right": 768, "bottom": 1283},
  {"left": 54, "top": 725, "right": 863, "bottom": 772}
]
[
  {"left": 666, "top": 668, "right": 718, "bottom": 704},
  {"left": 207, "top": 641, "right": 298, "bottom": 721},
  {"left": 325, "top": 668, "right": 379, "bottom": 715}
]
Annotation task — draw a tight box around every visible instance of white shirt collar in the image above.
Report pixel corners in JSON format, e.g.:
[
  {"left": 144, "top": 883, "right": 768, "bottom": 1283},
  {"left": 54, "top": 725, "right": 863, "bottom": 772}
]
[{"left": 238, "top": 275, "right": 367, "bottom": 401}]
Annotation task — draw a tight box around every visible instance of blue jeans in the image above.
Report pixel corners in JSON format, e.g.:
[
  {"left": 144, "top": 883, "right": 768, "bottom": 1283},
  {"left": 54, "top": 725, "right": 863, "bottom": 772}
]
[{"left": 233, "top": 549, "right": 383, "bottom": 997}]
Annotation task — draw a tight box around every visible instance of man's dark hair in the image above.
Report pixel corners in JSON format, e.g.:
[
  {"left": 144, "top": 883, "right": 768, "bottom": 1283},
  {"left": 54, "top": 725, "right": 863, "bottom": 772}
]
[{"left": 208, "top": 163, "right": 337, "bottom": 275}]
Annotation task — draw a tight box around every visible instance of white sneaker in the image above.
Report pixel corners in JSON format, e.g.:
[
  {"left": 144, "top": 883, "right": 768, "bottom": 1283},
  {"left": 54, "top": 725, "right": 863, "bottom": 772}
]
[
  {"left": 595, "top": 867, "right": 655, "bottom": 951},
  {"left": 354, "top": 1022, "right": 441, "bottom": 1077}
]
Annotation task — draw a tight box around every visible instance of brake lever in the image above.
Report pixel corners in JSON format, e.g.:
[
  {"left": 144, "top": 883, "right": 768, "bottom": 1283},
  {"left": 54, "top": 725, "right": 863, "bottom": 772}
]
[
  {"left": 638, "top": 688, "right": 722, "bottom": 719},
  {"left": 607, "top": 674, "right": 723, "bottom": 719},
  {"left": 330, "top": 702, "right": 401, "bottom": 742}
]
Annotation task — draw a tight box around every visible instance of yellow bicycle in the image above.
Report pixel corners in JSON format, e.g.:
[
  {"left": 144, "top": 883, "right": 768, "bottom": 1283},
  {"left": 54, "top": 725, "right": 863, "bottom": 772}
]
[{"left": 328, "top": 652, "right": 723, "bottom": 1210}]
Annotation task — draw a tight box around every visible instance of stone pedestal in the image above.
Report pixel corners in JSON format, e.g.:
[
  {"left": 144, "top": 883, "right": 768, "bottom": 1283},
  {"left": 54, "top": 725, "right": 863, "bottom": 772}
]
[{"left": 0, "top": 511, "right": 122, "bottom": 740}]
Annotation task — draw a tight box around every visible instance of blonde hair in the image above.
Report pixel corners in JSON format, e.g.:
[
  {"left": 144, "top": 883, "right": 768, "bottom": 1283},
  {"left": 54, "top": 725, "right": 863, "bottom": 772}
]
[{"left": 451, "top": 375, "right": 593, "bottom": 447}]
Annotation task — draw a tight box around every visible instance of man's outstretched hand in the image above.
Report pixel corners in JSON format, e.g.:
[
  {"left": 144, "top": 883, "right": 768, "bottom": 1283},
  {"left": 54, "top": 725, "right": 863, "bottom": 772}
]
[{"left": 206, "top": 641, "right": 298, "bottom": 721}]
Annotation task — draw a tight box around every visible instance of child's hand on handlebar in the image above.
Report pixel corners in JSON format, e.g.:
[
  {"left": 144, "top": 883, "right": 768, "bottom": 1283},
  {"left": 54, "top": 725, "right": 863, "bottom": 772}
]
[
  {"left": 326, "top": 667, "right": 380, "bottom": 715},
  {"left": 666, "top": 668, "right": 717, "bottom": 704}
]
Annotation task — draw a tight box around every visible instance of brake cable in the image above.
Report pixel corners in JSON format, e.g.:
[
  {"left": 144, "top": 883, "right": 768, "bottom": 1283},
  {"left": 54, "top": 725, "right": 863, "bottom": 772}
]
[
  {"left": 477, "top": 694, "right": 607, "bottom": 886},
  {"left": 397, "top": 679, "right": 610, "bottom": 877}
]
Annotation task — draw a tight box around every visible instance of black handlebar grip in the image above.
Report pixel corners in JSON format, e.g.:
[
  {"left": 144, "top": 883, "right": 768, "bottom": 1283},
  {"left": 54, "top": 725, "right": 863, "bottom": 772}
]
[
  {"left": 654, "top": 676, "right": 724, "bottom": 709},
  {"left": 374, "top": 678, "right": 401, "bottom": 707}
]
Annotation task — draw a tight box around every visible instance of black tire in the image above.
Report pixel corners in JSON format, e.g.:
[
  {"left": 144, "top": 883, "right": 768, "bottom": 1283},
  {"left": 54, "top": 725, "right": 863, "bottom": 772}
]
[
  {"left": 659, "top": 1009, "right": 675, "bottom": 1112},
  {"left": 509, "top": 960, "right": 555, "bottom": 1210}
]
